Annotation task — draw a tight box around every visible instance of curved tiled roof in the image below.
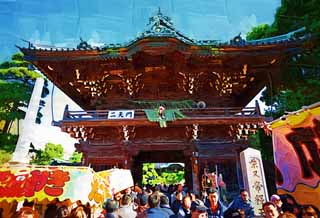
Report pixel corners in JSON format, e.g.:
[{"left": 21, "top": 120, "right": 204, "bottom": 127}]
[{"left": 18, "top": 10, "right": 309, "bottom": 53}]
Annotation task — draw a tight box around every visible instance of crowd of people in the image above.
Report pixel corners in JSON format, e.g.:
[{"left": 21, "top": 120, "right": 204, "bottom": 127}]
[{"left": 7, "top": 184, "right": 320, "bottom": 218}]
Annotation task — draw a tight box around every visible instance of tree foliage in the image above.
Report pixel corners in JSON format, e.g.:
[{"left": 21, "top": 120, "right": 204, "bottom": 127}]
[
  {"left": 246, "top": 24, "right": 274, "bottom": 40},
  {"left": 0, "top": 53, "right": 49, "bottom": 133},
  {"left": 30, "top": 142, "right": 64, "bottom": 165},
  {"left": 0, "top": 133, "right": 18, "bottom": 164},
  {"left": 246, "top": 0, "right": 320, "bottom": 160},
  {"left": 142, "top": 163, "right": 185, "bottom": 185},
  {"left": 261, "top": 79, "right": 320, "bottom": 118},
  {"left": 69, "top": 151, "right": 83, "bottom": 163},
  {"left": 0, "top": 80, "right": 31, "bottom": 121},
  {"left": 248, "top": 129, "right": 273, "bottom": 161},
  {"left": 246, "top": 0, "right": 320, "bottom": 119}
]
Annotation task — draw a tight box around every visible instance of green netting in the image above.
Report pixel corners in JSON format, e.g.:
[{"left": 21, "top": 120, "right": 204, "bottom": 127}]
[
  {"left": 132, "top": 100, "right": 195, "bottom": 109},
  {"left": 144, "top": 109, "right": 186, "bottom": 128}
]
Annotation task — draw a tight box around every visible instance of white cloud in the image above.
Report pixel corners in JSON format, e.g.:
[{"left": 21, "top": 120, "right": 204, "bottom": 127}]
[{"left": 238, "top": 14, "right": 258, "bottom": 37}]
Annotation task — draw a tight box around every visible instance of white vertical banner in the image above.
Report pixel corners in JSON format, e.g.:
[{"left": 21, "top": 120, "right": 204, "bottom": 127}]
[
  {"left": 11, "top": 78, "right": 44, "bottom": 163},
  {"left": 240, "top": 148, "right": 269, "bottom": 216}
]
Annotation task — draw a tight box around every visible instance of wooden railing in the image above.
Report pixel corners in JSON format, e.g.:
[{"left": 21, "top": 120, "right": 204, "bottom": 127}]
[{"left": 62, "top": 105, "right": 261, "bottom": 121}]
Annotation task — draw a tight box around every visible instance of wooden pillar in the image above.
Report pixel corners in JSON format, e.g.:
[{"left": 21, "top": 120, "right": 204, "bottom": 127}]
[
  {"left": 184, "top": 155, "right": 193, "bottom": 190},
  {"left": 191, "top": 154, "right": 200, "bottom": 195},
  {"left": 235, "top": 150, "right": 244, "bottom": 189}
]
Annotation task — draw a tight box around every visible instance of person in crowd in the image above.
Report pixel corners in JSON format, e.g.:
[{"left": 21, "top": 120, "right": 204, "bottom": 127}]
[
  {"left": 118, "top": 194, "right": 137, "bottom": 218},
  {"left": 205, "top": 188, "right": 226, "bottom": 218},
  {"left": 191, "top": 199, "right": 209, "bottom": 218},
  {"left": 278, "top": 212, "right": 297, "bottom": 218},
  {"left": 270, "top": 194, "right": 283, "bottom": 214},
  {"left": 15, "top": 207, "right": 37, "bottom": 218},
  {"left": 136, "top": 192, "right": 149, "bottom": 216},
  {"left": 57, "top": 205, "right": 71, "bottom": 218},
  {"left": 226, "top": 189, "right": 254, "bottom": 218},
  {"left": 218, "top": 174, "right": 228, "bottom": 204},
  {"left": 114, "top": 192, "right": 123, "bottom": 203},
  {"left": 171, "top": 184, "right": 186, "bottom": 204},
  {"left": 44, "top": 199, "right": 58, "bottom": 218},
  {"left": 70, "top": 206, "right": 87, "bottom": 218},
  {"left": 177, "top": 195, "right": 192, "bottom": 218},
  {"left": 84, "top": 202, "right": 91, "bottom": 218},
  {"left": 16, "top": 200, "right": 39, "bottom": 218},
  {"left": 188, "top": 191, "right": 196, "bottom": 202},
  {"left": 125, "top": 187, "right": 138, "bottom": 202},
  {"left": 280, "top": 194, "right": 301, "bottom": 217},
  {"left": 105, "top": 199, "right": 120, "bottom": 218},
  {"left": 262, "top": 202, "right": 279, "bottom": 218},
  {"left": 142, "top": 192, "right": 169, "bottom": 218},
  {"left": 160, "top": 195, "right": 175, "bottom": 218},
  {"left": 172, "top": 192, "right": 183, "bottom": 215},
  {"left": 301, "top": 205, "right": 319, "bottom": 218}
]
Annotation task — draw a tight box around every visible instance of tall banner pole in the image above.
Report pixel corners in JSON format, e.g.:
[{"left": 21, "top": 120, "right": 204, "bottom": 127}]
[{"left": 11, "top": 78, "right": 44, "bottom": 163}]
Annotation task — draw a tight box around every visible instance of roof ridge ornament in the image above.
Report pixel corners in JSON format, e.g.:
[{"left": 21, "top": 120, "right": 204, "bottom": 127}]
[{"left": 143, "top": 8, "right": 194, "bottom": 43}]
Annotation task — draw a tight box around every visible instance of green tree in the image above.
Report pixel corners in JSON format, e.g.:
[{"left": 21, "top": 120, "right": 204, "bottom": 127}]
[
  {"left": 0, "top": 133, "right": 18, "bottom": 164},
  {"left": 142, "top": 163, "right": 185, "bottom": 185},
  {"left": 161, "top": 171, "right": 185, "bottom": 185},
  {"left": 261, "top": 79, "right": 320, "bottom": 118},
  {"left": 69, "top": 151, "right": 83, "bottom": 163},
  {"left": 246, "top": 24, "right": 273, "bottom": 40},
  {"left": 248, "top": 129, "right": 273, "bottom": 161},
  {"left": 0, "top": 53, "right": 50, "bottom": 164},
  {"left": 245, "top": 0, "right": 320, "bottom": 166},
  {"left": 0, "top": 53, "right": 41, "bottom": 133},
  {"left": 246, "top": 0, "right": 320, "bottom": 119},
  {"left": 30, "top": 142, "right": 64, "bottom": 165},
  {"left": 142, "top": 163, "right": 161, "bottom": 186}
]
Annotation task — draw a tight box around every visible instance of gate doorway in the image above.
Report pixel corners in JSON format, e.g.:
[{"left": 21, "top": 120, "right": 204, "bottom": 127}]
[
  {"left": 142, "top": 162, "right": 185, "bottom": 186},
  {"left": 131, "top": 150, "right": 193, "bottom": 188}
]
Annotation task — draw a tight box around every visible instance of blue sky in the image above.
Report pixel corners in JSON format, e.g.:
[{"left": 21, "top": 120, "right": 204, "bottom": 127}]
[
  {"left": 0, "top": 0, "right": 281, "bottom": 61},
  {"left": 0, "top": 0, "right": 280, "bottom": 155}
]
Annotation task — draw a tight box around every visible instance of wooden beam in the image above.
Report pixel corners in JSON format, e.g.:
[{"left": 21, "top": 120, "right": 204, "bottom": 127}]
[{"left": 59, "top": 116, "right": 264, "bottom": 127}]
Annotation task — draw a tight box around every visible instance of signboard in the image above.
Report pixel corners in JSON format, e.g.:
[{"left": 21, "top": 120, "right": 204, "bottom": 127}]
[
  {"left": 108, "top": 110, "right": 134, "bottom": 119},
  {"left": 0, "top": 165, "right": 111, "bottom": 205},
  {"left": 97, "top": 169, "right": 134, "bottom": 194},
  {"left": 270, "top": 103, "right": 320, "bottom": 209},
  {"left": 240, "top": 148, "right": 268, "bottom": 216}
]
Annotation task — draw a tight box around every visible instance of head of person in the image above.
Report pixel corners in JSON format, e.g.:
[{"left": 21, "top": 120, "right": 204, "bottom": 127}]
[
  {"left": 121, "top": 194, "right": 132, "bottom": 206},
  {"left": 148, "top": 192, "right": 161, "bottom": 208},
  {"left": 57, "top": 206, "right": 70, "bottom": 218},
  {"left": 182, "top": 196, "right": 192, "bottom": 210},
  {"left": 138, "top": 192, "right": 148, "bottom": 207},
  {"left": 263, "top": 202, "right": 280, "bottom": 218},
  {"left": 239, "top": 189, "right": 249, "bottom": 202},
  {"left": 16, "top": 209, "right": 36, "bottom": 218},
  {"left": 208, "top": 188, "right": 219, "bottom": 206},
  {"left": 114, "top": 192, "right": 123, "bottom": 202},
  {"left": 176, "top": 192, "right": 183, "bottom": 201},
  {"left": 70, "top": 206, "right": 87, "bottom": 218},
  {"left": 188, "top": 191, "right": 196, "bottom": 201},
  {"left": 124, "top": 187, "right": 132, "bottom": 194},
  {"left": 160, "top": 195, "right": 170, "bottom": 207},
  {"left": 177, "top": 184, "right": 183, "bottom": 192},
  {"left": 282, "top": 194, "right": 300, "bottom": 216},
  {"left": 270, "top": 194, "right": 283, "bottom": 208},
  {"left": 191, "top": 199, "right": 208, "bottom": 218},
  {"left": 301, "top": 205, "right": 318, "bottom": 218},
  {"left": 105, "top": 199, "right": 119, "bottom": 214},
  {"left": 278, "top": 212, "right": 297, "bottom": 218},
  {"left": 22, "top": 200, "right": 35, "bottom": 208}
]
